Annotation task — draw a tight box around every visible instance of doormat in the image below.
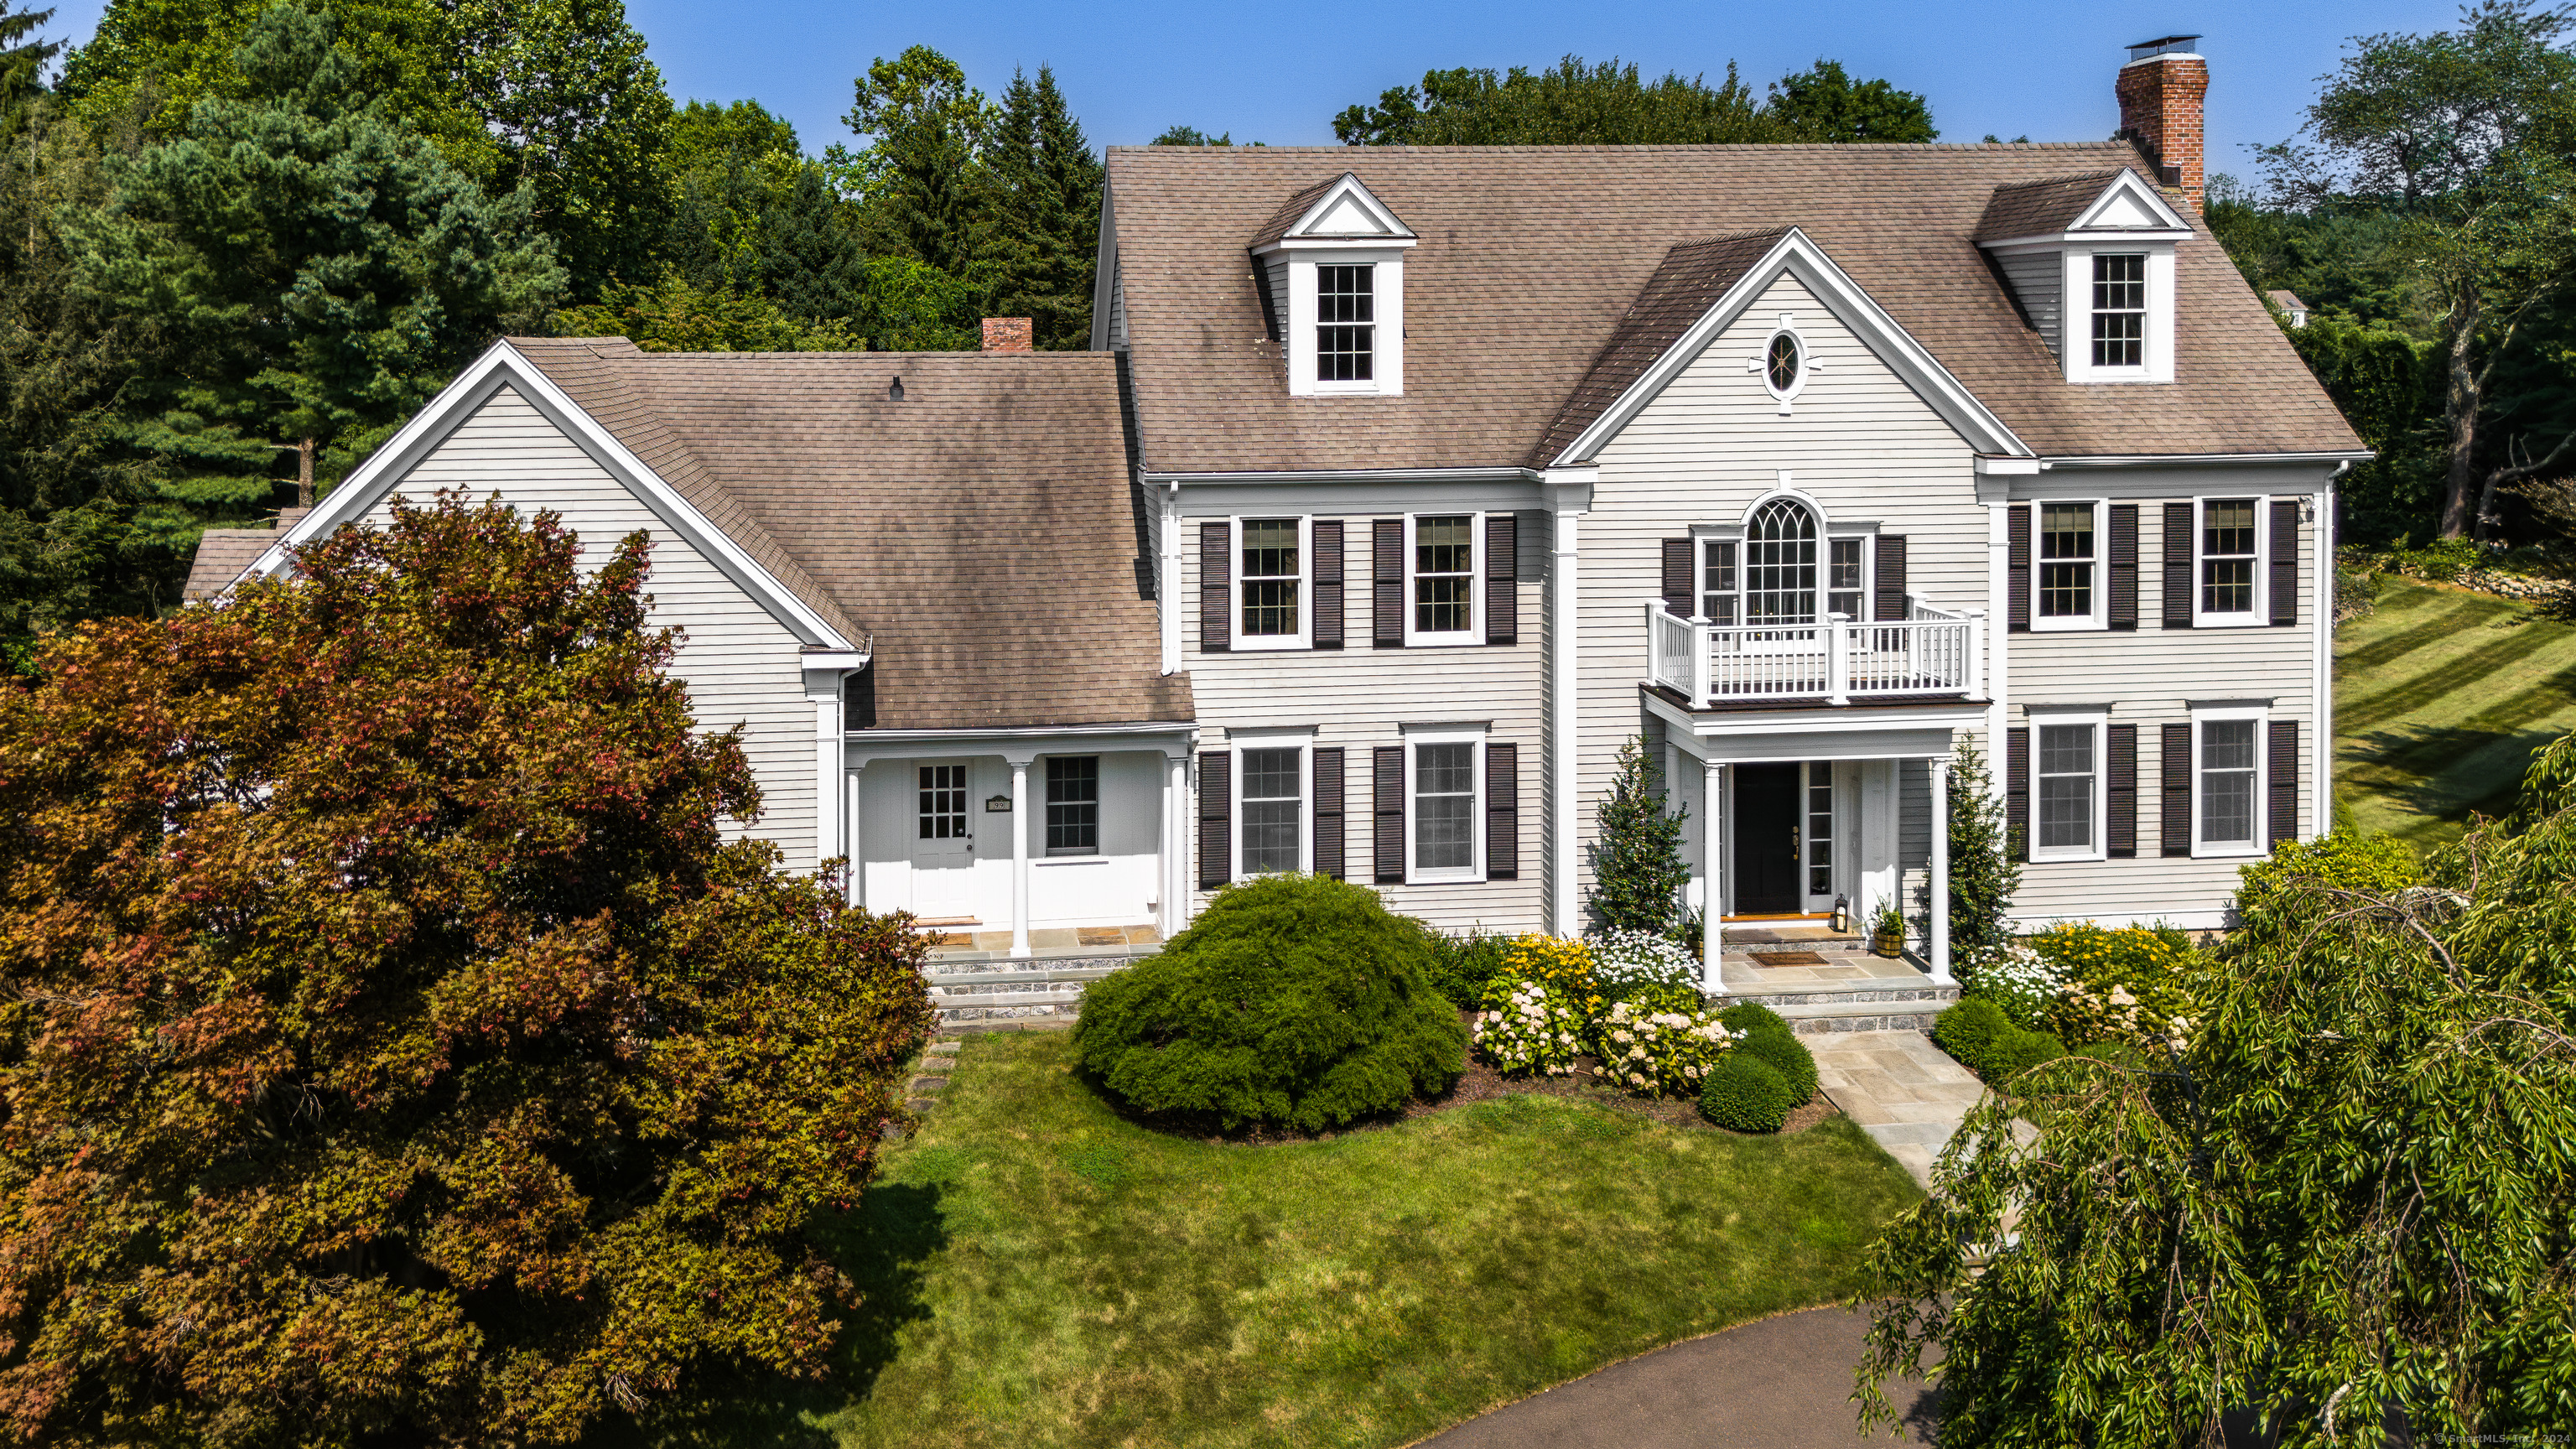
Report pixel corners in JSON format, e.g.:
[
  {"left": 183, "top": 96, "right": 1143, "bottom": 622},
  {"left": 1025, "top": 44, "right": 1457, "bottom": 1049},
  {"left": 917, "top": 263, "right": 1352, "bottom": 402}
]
[{"left": 1752, "top": 950, "right": 1831, "bottom": 968}]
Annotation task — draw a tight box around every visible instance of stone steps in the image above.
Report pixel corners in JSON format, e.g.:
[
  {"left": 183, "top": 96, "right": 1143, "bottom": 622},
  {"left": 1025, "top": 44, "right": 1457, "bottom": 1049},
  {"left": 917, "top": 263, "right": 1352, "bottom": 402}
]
[
  {"left": 1713, "top": 980, "right": 1960, "bottom": 1035},
  {"left": 922, "top": 953, "right": 1150, "bottom": 1027}
]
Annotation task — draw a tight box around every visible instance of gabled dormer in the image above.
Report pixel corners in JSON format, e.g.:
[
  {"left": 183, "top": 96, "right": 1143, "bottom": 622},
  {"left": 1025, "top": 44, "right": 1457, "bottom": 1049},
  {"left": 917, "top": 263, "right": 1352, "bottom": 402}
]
[
  {"left": 1976, "top": 168, "right": 2193, "bottom": 385},
  {"left": 1249, "top": 173, "right": 1417, "bottom": 397}
]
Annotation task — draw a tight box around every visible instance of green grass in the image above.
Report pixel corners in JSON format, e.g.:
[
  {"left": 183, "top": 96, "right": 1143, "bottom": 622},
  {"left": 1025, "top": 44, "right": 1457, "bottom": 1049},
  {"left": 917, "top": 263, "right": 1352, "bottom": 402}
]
[
  {"left": 637, "top": 1031, "right": 1922, "bottom": 1449},
  {"left": 2336, "top": 578, "right": 2576, "bottom": 847}
]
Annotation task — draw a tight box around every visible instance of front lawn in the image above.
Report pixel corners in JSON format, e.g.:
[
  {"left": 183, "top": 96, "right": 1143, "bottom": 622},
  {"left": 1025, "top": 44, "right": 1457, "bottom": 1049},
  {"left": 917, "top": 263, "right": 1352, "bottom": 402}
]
[{"left": 636, "top": 1029, "right": 1921, "bottom": 1448}]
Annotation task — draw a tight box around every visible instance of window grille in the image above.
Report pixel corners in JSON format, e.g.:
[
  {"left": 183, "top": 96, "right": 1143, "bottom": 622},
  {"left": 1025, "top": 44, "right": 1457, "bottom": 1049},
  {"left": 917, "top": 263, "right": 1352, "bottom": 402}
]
[
  {"left": 1742, "top": 498, "right": 1819, "bottom": 629},
  {"left": 2038, "top": 502, "right": 2096, "bottom": 618},
  {"left": 1766, "top": 332, "right": 1802, "bottom": 393},
  {"left": 2090, "top": 253, "right": 2146, "bottom": 367},
  {"left": 1828, "top": 538, "right": 1863, "bottom": 619},
  {"left": 1412, "top": 741, "right": 1477, "bottom": 872},
  {"left": 2201, "top": 500, "right": 2258, "bottom": 614},
  {"left": 1805, "top": 761, "right": 1835, "bottom": 896},
  {"left": 1700, "top": 540, "right": 1738, "bottom": 625},
  {"left": 1413, "top": 515, "right": 1473, "bottom": 633},
  {"left": 1045, "top": 756, "right": 1098, "bottom": 854},
  {"left": 917, "top": 764, "right": 968, "bottom": 840},
  {"left": 1239, "top": 747, "right": 1303, "bottom": 873},
  {"left": 2199, "top": 719, "right": 2258, "bottom": 846},
  {"left": 1239, "top": 518, "right": 1301, "bottom": 637},
  {"left": 2037, "top": 724, "right": 2097, "bottom": 851},
  {"left": 1317, "top": 264, "right": 1374, "bottom": 382}
]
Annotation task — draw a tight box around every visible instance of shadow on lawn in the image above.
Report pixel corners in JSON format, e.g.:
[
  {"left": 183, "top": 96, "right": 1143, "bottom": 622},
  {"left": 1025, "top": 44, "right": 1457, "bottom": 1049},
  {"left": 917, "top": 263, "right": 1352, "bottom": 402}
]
[
  {"left": 2345, "top": 719, "right": 2563, "bottom": 838},
  {"left": 584, "top": 1182, "right": 950, "bottom": 1447}
]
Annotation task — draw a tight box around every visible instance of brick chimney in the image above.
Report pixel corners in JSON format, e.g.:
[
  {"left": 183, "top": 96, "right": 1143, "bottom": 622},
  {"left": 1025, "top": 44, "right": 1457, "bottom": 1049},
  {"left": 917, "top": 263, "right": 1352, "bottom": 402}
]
[
  {"left": 2116, "top": 35, "right": 2207, "bottom": 212},
  {"left": 979, "top": 317, "right": 1033, "bottom": 353}
]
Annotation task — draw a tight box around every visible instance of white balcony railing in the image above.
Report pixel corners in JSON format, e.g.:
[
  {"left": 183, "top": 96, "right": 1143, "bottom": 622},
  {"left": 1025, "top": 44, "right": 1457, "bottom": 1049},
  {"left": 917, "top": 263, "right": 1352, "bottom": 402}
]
[{"left": 1644, "top": 599, "right": 1986, "bottom": 708}]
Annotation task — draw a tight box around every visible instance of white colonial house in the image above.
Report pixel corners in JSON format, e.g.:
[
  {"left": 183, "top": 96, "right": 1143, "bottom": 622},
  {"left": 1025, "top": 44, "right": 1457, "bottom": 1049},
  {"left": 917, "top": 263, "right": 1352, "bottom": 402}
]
[{"left": 195, "top": 39, "right": 2362, "bottom": 993}]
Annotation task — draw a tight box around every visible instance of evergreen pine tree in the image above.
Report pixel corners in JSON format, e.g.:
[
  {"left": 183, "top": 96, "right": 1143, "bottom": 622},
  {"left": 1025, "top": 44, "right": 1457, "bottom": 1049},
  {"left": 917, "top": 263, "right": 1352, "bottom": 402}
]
[
  {"left": 986, "top": 65, "right": 1102, "bottom": 349},
  {"left": 1587, "top": 734, "right": 1691, "bottom": 937},
  {"left": 761, "top": 164, "right": 868, "bottom": 324},
  {"left": 1942, "top": 736, "right": 2020, "bottom": 960}
]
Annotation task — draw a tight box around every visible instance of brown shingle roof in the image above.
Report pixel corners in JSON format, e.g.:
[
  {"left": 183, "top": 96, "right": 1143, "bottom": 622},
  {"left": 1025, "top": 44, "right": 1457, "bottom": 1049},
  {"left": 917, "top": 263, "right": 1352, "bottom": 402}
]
[
  {"left": 1104, "top": 144, "right": 2360, "bottom": 469},
  {"left": 1971, "top": 171, "right": 2125, "bottom": 242},
  {"left": 506, "top": 342, "right": 1190, "bottom": 732},
  {"left": 1537, "top": 228, "right": 1790, "bottom": 464},
  {"left": 1248, "top": 173, "right": 1346, "bottom": 248},
  {"left": 181, "top": 508, "right": 314, "bottom": 602}
]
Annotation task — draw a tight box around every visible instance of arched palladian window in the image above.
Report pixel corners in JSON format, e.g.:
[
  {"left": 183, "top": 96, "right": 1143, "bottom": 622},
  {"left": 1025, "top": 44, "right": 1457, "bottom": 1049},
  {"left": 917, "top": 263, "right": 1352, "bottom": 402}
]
[{"left": 1742, "top": 497, "right": 1820, "bottom": 628}]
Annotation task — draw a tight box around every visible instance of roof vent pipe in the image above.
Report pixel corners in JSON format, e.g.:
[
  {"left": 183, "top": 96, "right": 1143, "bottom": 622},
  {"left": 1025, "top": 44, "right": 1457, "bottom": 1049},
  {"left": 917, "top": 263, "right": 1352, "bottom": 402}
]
[{"left": 888, "top": 376, "right": 905, "bottom": 402}]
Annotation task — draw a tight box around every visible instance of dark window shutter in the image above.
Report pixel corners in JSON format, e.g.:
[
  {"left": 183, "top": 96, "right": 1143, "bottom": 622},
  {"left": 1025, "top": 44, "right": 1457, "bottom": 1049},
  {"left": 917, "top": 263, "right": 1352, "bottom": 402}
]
[
  {"left": 2163, "top": 501, "right": 2194, "bottom": 629},
  {"left": 2007, "top": 506, "right": 2031, "bottom": 632},
  {"left": 1312, "top": 520, "right": 1345, "bottom": 649},
  {"left": 2268, "top": 719, "right": 2299, "bottom": 848},
  {"left": 1313, "top": 747, "right": 1345, "bottom": 879},
  {"left": 1485, "top": 743, "right": 1518, "bottom": 879},
  {"left": 2107, "top": 724, "right": 2137, "bottom": 857},
  {"left": 1484, "top": 513, "right": 1518, "bottom": 644},
  {"left": 1197, "top": 750, "right": 1231, "bottom": 887},
  {"left": 1199, "top": 522, "right": 1231, "bottom": 652},
  {"left": 1703, "top": 541, "right": 1738, "bottom": 625},
  {"left": 1660, "top": 538, "right": 1695, "bottom": 614},
  {"left": 2160, "top": 722, "right": 2193, "bottom": 857},
  {"left": 1872, "top": 535, "right": 1908, "bottom": 621},
  {"left": 2270, "top": 500, "right": 2298, "bottom": 626},
  {"left": 2006, "top": 726, "right": 2030, "bottom": 862},
  {"left": 1372, "top": 745, "right": 1406, "bottom": 883},
  {"left": 2108, "top": 504, "right": 2139, "bottom": 630},
  {"left": 1373, "top": 520, "right": 1404, "bottom": 647}
]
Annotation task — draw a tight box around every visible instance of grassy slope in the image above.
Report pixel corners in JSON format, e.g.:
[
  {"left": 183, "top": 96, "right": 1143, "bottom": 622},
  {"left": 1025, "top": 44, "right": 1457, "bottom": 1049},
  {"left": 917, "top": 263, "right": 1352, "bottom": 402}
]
[
  {"left": 650, "top": 1031, "right": 1921, "bottom": 1449},
  {"left": 2335, "top": 579, "right": 2576, "bottom": 846}
]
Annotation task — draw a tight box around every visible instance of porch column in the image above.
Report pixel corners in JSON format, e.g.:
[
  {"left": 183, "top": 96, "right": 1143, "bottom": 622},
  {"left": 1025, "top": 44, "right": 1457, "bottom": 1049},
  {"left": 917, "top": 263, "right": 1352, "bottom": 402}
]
[
  {"left": 1701, "top": 758, "right": 1725, "bottom": 992},
  {"left": 1009, "top": 756, "right": 1033, "bottom": 958},
  {"left": 1929, "top": 754, "right": 1954, "bottom": 985},
  {"left": 844, "top": 769, "right": 862, "bottom": 906},
  {"left": 1161, "top": 749, "right": 1189, "bottom": 938}
]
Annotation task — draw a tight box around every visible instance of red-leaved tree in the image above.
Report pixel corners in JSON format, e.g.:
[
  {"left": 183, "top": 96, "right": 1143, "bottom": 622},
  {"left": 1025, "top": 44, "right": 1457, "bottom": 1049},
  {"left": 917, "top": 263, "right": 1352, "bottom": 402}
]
[{"left": 0, "top": 496, "right": 932, "bottom": 1445}]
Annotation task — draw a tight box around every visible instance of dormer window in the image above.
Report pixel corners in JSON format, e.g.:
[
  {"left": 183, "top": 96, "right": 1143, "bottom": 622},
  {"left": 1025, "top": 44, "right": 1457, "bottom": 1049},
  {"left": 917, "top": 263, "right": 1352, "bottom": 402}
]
[
  {"left": 1249, "top": 172, "right": 1415, "bottom": 397},
  {"left": 1317, "top": 265, "right": 1375, "bottom": 382},
  {"left": 2090, "top": 254, "right": 2146, "bottom": 367}
]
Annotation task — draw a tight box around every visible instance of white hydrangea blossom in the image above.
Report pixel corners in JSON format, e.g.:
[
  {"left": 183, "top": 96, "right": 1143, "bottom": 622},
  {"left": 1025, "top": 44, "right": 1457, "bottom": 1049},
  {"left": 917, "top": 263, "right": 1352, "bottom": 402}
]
[
  {"left": 1597, "top": 999, "right": 1742, "bottom": 1096},
  {"left": 1474, "top": 979, "right": 1585, "bottom": 1077},
  {"left": 1585, "top": 928, "right": 1701, "bottom": 992}
]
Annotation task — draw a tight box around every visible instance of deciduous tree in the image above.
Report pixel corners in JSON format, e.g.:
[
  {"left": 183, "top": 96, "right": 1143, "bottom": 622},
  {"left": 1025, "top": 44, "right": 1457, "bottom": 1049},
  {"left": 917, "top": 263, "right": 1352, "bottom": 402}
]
[
  {"left": 0, "top": 495, "right": 934, "bottom": 1445},
  {"left": 1334, "top": 55, "right": 1799, "bottom": 147}
]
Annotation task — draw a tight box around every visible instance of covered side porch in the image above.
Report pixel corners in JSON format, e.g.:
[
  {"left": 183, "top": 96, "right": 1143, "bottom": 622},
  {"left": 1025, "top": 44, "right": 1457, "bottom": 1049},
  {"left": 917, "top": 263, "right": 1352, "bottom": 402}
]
[
  {"left": 843, "top": 724, "right": 1197, "bottom": 958},
  {"left": 1647, "top": 692, "right": 1977, "bottom": 992}
]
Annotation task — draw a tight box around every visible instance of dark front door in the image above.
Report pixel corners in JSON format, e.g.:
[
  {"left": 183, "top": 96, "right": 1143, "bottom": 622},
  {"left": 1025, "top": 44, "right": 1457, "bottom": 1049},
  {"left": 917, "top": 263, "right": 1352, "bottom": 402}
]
[{"left": 1732, "top": 763, "right": 1803, "bottom": 915}]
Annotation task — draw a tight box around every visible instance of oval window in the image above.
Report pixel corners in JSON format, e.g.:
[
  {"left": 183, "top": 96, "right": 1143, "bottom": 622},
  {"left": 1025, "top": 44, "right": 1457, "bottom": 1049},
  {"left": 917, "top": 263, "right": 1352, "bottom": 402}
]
[{"left": 1766, "top": 331, "right": 1803, "bottom": 395}]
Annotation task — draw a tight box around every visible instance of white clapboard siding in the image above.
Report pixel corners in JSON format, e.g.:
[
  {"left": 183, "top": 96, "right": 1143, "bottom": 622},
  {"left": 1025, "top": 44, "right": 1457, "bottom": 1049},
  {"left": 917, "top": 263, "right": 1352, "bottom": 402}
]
[
  {"left": 1994, "top": 253, "right": 2063, "bottom": 358},
  {"left": 1576, "top": 272, "right": 1987, "bottom": 914},
  {"left": 358, "top": 384, "right": 816, "bottom": 862},
  {"left": 1179, "top": 511, "right": 1549, "bottom": 936}
]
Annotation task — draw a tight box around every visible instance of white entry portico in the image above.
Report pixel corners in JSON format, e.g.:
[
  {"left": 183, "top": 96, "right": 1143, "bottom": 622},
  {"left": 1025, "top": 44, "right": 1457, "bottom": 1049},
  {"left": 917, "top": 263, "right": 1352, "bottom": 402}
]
[{"left": 843, "top": 724, "right": 1197, "bottom": 957}]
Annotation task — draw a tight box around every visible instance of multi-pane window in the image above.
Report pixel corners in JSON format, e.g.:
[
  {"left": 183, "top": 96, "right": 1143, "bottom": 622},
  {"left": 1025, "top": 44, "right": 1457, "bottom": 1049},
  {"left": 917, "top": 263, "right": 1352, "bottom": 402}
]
[
  {"left": 917, "top": 764, "right": 967, "bottom": 840},
  {"left": 2199, "top": 719, "right": 2259, "bottom": 849},
  {"left": 1805, "top": 761, "right": 1835, "bottom": 898},
  {"left": 1239, "top": 518, "right": 1301, "bottom": 639},
  {"left": 2201, "top": 500, "right": 2259, "bottom": 615},
  {"left": 2036, "top": 723, "right": 2098, "bottom": 854},
  {"left": 1412, "top": 740, "right": 1478, "bottom": 875},
  {"left": 1239, "top": 747, "right": 1303, "bottom": 874},
  {"left": 2090, "top": 253, "right": 2146, "bottom": 367},
  {"left": 1700, "top": 540, "right": 1738, "bottom": 626},
  {"left": 1045, "top": 756, "right": 1098, "bottom": 854},
  {"left": 1413, "top": 516, "right": 1474, "bottom": 635},
  {"left": 1316, "top": 264, "right": 1374, "bottom": 382},
  {"left": 1827, "top": 539, "right": 1863, "bottom": 620},
  {"left": 2038, "top": 502, "right": 2096, "bottom": 621},
  {"left": 1765, "top": 332, "right": 1802, "bottom": 394},
  {"left": 1743, "top": 499, "right": 1819, "bottom": 628}
]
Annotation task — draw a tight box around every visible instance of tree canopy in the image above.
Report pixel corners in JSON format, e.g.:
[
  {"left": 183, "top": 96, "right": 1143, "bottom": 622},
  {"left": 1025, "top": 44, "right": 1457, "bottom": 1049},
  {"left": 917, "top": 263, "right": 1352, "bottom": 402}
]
[
  {"left": 1331, "top": 53, "right": 1933, "bottom": 146},
  {"left": 0, "top": 495, "right": 935, "bottom": 1443}
]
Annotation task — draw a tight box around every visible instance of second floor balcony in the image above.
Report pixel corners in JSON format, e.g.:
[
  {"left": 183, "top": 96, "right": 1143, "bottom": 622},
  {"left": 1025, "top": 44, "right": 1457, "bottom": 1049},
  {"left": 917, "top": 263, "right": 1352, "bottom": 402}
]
[{"left": 1645, "top": 600, "right": 1987, "bottom": 709}]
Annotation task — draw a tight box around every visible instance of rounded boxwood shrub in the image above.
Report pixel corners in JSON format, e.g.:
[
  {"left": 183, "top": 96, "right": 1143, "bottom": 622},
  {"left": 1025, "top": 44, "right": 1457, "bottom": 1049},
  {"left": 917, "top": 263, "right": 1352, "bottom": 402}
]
[
  {"left": 1700, "top": 1052, "right": 1795, "bottom": 1132},
  {"left": 1716, "top": 1000, "right": 1792, "bottom": 1036},
  {"left": 1739, "top": 1026, "right": 1817, "bottom": 1105},
  {"left": 1933, "top": 997, "right": 2066, "bottom": 1086},
  {"left": 1071, "top": 874, "right": 1467, "bottom": 1131}
]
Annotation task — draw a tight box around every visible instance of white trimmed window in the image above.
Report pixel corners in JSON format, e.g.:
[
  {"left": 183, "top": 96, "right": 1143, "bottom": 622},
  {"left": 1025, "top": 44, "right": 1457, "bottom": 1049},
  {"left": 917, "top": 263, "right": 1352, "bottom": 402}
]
[
  {"left": 2030, "top": 712, "right": 2106, "bottom": 862},
  {"left": 1405, "top": 726, "right": 1484, "bottom": 883},
  {"left": 1233, "top": 517, "right": 1308, "bottom": 650},
  {"left": 1407, "top": 512, "right": 1478, "bottom": 644},
  {"left": 2090, "top": 253, "right": 2147, "bottom": 368},
  {"left": 1236, "top": 740, "right": 1308, "bottom": 875},
  {"left": 1045, "top": 756, "right": 1098, "bottom": 855},
  {"left": 2192, "top": 707, "right": 2267, "bottom": 857},
  {"left": 1317, "top": 264, "right": 1374, "bottom": 382},
  {"left": 2196, "top": 497, "right": 2265, "bottom": 626},
  {"left": 2058, "top": 243, "right": 2177, "bottom": 384},
  {"left": 2035, "top": 501, "right": 2104, "bottom": 630}
]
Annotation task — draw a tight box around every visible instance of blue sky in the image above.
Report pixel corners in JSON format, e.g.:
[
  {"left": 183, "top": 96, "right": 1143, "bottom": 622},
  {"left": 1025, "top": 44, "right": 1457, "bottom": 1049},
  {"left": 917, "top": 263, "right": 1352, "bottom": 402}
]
[{"left": 43, "top": 0, "right": 2464, "bottom": 179}]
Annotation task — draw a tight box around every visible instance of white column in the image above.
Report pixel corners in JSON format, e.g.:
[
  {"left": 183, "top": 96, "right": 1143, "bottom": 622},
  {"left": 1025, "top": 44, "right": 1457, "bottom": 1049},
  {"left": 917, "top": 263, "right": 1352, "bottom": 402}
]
[
  {"left": 1161, "top": 750, "right": 1188, "bottom": 938},
  {"left": 1701, "top": 758, "right": 1725, "bottom": 991},
  {"left": 804, "top": 669, "right": 846, "bottom": 877},
  {"left": 1929, "top": 755, "right": 1953, "bottom": 985},
  {"left": 1985, "top": 499, "right": 2011, "bottom": 802},
  {"left": 1009, "top": 756, "right": 1033, "bottom": 958},
  {"left": 845, "top": 768, "right": 862, "bottom": 906},
  {"left": 1546, "top": 492, "right": 1586, "bottom": 935}
]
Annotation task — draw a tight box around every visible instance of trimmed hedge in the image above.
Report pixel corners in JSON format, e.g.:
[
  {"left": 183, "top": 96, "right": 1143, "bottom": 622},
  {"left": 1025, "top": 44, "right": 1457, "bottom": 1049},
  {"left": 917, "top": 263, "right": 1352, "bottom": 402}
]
[
  {"left": 1739, "top": 1026, "right": 1817, "bottom": 1105},
  {"left": 1072, "top": 874, "right": 1467, "bottom": 1131},
  {"left": 1932, "top": 997, "right": 2065, "bottom": 1086},
  {"left": 1716, "top": 1001, "right": 1791, "bottom": 1036},
  {"left": 1700, "top": 1052, "right": 1795, "bottom": 1132},
  {"left": 1416, "top": 924, "right": 1511, "bottom": 1010}
]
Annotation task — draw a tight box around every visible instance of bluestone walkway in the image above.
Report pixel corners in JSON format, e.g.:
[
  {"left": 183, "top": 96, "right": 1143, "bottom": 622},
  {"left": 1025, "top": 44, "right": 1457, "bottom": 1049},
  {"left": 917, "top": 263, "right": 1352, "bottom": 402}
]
[{"left": 1806, "top": 1029, "right": 1986, "bottom": 1189}]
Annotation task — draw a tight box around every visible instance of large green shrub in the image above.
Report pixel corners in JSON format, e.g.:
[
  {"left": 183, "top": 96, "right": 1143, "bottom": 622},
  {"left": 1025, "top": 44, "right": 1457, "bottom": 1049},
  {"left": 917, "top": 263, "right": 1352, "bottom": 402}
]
[
  {"left": 1740, "top": 1026, "right": 1818, "bottom": 1105},
  {"left": 1716, "top": 1000, "right": 1792, "bottom": 1036},
  {"left": 1415, "top": 922, "right": 1512, "bottom": 1009},
  {"left": 1933, "top": 998, "right": 2066, "bottom": 1086},
  {"left": 1072, "top": 874, "right": 1466, "bottom": 1131},
  {"left": 2028, "top": 922, "right": 2203, "bottom": 1047},
  {"left": 1700, "top": 1052, "right": 1795, "bottom": 1132},
  {"left": 2233, "top": 830, "right": 2421, "bottom": 934}
]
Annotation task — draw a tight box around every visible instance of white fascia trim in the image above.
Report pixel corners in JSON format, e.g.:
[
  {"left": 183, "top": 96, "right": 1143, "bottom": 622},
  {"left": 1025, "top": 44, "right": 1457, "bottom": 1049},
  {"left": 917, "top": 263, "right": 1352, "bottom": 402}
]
[
  {"left": 1252, "top": 172, "right": 1418, "bottom": 250},
  {"left": 1642, "top": 690, "right": 1987, "bottom": 741},
  {"left": 801, "top": 648, "right": 871, "bottom": 673},
  {"left": 245, "top": 340, "right": 855, "bottom": 650},
  {"left": 1978, "top": 229, "right": 2194, "bottom": 251},
  {"left": 2039, "top": 450, "right": 2375, "bottom": 470},
  {"left": 1088, "top": 183, "right": 1121, "bottom": 352},
  {"left": 858, "top": 721, "right": 1200, "bottom": 742},
  {"left": 1550, "top": 228, "right": 2030, "bottom": 465},
  {"left": 1144, "top": 466, "right": 1537, "bottom": 486},
  {"left": 1975, "top": 456, "right": 2045, "bottom": 475},
  {"left": 2073, "top": 169, "right": 2194, "bottom": 233}
]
